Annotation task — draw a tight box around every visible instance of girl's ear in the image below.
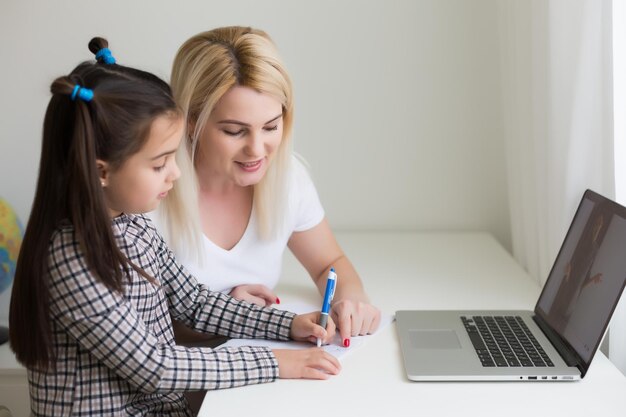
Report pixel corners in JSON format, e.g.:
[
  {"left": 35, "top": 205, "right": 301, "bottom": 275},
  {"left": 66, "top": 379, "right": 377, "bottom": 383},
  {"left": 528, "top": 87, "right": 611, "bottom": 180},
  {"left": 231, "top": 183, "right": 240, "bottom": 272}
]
[{"left": 96, "top": 159, "right": 110, "bottom": 187}]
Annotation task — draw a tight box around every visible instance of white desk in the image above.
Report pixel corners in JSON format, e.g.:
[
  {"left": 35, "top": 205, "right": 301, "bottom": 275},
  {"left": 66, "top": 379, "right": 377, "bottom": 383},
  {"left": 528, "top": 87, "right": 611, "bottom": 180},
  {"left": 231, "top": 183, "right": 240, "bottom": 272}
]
[{"left": 199, "top": 232, "right": 626, "bottom": 417}]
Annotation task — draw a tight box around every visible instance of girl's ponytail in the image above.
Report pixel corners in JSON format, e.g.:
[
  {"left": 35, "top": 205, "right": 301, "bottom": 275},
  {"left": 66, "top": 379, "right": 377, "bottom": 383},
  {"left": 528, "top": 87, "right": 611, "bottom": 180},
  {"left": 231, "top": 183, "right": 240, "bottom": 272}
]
[{"left": 9, "top": 38, "right": 177, "bottom": 369}]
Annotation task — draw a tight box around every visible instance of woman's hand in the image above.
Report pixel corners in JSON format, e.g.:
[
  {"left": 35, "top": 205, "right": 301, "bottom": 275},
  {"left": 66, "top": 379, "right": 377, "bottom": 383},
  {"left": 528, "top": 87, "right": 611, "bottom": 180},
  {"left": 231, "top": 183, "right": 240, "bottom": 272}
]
[
  {"left": 228, "top": 284, "right": 278, "bottom": 307},
  {"left": 331, "top": 299, "right": 381, "bottom": 346},
  {"left": 286, "top": 220, "right": 380, "bottom": 346},
  {"left": 273, "top": 348, "right": 341, "bottom": 379}
]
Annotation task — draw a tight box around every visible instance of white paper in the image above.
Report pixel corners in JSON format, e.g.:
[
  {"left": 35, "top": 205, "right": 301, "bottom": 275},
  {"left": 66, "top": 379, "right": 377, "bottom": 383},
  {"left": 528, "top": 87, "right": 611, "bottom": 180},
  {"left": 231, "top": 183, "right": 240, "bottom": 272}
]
[{"left": 218, "top": 300, "right": 394, "bottom": 361}]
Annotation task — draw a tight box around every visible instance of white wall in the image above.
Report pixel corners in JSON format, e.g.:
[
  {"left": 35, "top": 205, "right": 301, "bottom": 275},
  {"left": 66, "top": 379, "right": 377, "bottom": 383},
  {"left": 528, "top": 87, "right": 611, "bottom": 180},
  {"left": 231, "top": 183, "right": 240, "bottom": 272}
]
[{"left": 0, "top": 0, "right": 510, "bottom": 244}]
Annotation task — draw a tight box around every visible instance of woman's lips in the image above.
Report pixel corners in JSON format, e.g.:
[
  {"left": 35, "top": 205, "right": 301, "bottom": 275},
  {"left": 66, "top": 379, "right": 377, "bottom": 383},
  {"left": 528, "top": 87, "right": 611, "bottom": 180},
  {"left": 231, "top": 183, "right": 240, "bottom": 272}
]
[{"left": 236, "top": 159, "right": 263, "bottom": 172}]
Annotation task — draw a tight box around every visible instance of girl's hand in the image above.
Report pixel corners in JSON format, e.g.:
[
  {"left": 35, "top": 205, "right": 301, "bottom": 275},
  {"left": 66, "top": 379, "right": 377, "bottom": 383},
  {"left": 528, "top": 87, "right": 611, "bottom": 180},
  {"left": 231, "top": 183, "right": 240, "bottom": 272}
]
[
  {"left": 273, "top": 348, "right": 341, "bottom": 379},
  {"left": 290, "top": 311, "right": 337, "bottom": 345},
  {"left": 229, "top": 284, "right": 278, "bottom": 307},
  {"left": 331, "top": 299, "right": 381, "bottom": 346}
]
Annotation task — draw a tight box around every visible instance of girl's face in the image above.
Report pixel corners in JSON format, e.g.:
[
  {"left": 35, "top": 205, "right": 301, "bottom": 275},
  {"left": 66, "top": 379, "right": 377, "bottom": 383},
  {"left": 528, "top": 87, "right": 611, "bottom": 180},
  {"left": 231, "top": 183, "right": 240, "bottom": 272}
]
[
  {"left": 196, "top": 86, "right": 283, "bottom": 188},
  {"left": 100, "top": 115, "right": 184, "bottom": 217}
]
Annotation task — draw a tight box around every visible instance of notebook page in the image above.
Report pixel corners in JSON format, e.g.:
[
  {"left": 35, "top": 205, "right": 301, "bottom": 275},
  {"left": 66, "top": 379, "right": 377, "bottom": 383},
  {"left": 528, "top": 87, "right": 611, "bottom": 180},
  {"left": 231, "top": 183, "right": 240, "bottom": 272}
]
[{"left": 218, "top": 300, "right": 394, "bottom": 361}]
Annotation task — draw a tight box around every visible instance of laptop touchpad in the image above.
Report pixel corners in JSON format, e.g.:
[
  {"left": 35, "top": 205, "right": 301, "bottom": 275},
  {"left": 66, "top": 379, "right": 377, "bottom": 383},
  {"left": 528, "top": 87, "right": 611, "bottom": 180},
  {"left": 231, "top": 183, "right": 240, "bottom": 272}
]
[{"left": 409, "top": 330, "right": 461, "bottom": 349}]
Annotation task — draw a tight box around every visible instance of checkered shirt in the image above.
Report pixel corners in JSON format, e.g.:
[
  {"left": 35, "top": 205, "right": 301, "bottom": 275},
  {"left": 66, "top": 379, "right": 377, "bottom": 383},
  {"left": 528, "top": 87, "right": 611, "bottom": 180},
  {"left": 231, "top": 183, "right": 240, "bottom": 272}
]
[{"left": 27, "top": 214, "right": 295, "bottom": 416}]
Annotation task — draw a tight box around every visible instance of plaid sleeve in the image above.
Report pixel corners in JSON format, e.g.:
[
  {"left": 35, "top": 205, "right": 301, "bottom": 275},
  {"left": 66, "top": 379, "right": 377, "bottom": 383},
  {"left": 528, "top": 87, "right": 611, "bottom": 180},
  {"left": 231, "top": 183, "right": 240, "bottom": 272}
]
[
  {"left": 48, "top": 228, "right": 280, "bottom": 392},
  {"left": 150, "top": 224, "right": 296, "bottom": 341}
]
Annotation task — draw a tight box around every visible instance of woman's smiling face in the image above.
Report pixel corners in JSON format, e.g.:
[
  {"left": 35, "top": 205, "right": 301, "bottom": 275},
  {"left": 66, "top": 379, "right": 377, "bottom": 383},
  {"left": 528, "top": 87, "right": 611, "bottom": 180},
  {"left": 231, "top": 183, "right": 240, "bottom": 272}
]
[{"left": 196, "top": 85, "right": 284, "bottom": 188}]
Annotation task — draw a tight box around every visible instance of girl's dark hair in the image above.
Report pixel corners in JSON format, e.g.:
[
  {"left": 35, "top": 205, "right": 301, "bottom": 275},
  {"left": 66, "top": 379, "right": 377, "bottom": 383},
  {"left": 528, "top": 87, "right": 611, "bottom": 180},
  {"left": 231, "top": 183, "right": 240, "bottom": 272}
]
[{"left": 9, "top": 37, "right": 179, "bottom": 369}]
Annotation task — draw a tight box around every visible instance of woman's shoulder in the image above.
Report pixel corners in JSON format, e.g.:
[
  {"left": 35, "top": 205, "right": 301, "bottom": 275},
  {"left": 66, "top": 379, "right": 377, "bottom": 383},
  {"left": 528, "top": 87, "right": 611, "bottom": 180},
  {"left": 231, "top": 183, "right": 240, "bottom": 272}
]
[
  {"left": 289, "top": 154, "right": 317, "bottom": 187},
  {"left": 290, "top": 153, "right": 309, "bottom": 174},
  {"left": 283, "top": 154, "right": 325, "bottom": 231}
]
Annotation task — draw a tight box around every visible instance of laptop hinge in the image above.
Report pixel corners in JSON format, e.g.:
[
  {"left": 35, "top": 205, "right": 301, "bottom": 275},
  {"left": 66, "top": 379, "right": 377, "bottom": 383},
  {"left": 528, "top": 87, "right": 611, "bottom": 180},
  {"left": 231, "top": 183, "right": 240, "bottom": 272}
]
[{"left": 532, "top": 315, "right": 582, "bottom": 369}]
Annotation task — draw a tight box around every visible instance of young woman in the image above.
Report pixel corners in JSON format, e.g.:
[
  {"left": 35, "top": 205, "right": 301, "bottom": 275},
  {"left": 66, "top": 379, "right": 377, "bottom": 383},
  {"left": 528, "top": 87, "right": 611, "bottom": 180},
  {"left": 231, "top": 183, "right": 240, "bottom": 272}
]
[
  {"left": 9, "top": 37, "right": 339, "bottom": 416},
  {"left": 155, "top": 26, "right": 381, "bottom": 348}
]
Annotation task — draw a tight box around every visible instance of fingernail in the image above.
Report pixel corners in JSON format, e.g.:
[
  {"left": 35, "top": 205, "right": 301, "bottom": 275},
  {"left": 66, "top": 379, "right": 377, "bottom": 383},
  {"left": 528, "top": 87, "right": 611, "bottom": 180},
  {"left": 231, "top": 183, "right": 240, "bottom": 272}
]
[
  {"left": 275, "top": 297, "right": 280, "bottom": 304},
  {"left": 343, "top": 338, "right": 350, "bottom": 347}
]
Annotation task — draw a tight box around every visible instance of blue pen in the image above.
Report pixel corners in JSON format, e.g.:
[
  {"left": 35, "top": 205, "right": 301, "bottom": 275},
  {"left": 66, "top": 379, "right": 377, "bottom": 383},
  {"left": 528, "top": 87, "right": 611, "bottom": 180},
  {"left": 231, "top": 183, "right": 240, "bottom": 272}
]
[{"left": 317, "top": 267, "right": 337, "bottom": 347}]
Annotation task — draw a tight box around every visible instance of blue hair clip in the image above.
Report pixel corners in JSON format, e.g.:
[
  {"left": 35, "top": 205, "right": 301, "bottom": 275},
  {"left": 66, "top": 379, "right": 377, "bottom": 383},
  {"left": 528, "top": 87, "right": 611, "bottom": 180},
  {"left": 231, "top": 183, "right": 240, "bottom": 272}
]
[
  {"left": 70, "top": 84, "right": 94, "bottom": 102},
  {"left": 95, "top": 47, "right": 116, "bottom": 65}
]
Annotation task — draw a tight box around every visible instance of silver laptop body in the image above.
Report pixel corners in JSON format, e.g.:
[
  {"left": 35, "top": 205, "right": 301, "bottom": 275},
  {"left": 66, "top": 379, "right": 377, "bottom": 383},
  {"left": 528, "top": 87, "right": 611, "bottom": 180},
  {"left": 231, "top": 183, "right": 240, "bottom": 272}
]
[{"left": 397, "top": 190, "right": 626, "bottom": 381}]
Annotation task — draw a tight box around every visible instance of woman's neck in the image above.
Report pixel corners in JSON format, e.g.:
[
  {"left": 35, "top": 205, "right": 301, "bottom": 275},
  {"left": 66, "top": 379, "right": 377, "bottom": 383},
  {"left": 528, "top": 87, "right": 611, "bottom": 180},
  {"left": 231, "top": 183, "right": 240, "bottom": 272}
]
[
  {"left": 197, "top": 180, "right": 253, "bottom": 250},
  {"left": 195, "top": 158, "right": 240, "bottom": 196}
]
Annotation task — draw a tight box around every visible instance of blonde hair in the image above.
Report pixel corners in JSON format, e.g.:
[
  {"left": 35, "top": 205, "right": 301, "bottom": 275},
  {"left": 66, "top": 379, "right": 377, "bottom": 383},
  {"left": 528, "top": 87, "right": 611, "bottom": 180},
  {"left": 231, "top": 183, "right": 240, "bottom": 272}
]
[{"left": 158, "top": 26, "right": 294, "bottom": 260}]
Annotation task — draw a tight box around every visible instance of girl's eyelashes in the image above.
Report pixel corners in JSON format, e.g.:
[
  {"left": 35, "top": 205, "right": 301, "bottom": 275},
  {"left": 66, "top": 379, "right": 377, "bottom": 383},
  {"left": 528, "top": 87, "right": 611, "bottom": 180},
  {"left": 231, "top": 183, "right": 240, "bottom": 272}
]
[
  {"left": 153, "top": 159, "right": 167, "bottom": 172},
  {"left": 264, "top": 125, "right": 278, "bottom": 132}
]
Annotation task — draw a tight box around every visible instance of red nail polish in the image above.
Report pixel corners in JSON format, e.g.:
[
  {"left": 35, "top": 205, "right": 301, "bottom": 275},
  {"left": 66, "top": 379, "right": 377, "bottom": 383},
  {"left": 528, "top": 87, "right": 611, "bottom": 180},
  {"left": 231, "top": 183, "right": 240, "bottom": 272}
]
[
  {"left": 276, "top": 297, "right": 280, "bottom": 304},
  {"left": 343, "top": 338, "right": 350, "bottom": 347}
]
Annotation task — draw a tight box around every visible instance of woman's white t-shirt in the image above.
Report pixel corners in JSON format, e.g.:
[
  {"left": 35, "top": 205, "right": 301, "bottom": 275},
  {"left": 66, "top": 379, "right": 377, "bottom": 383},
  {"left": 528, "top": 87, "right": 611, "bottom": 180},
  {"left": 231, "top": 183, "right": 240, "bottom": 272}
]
[{"left": 154, "top": 157, "right": 325, "bottom": 294}]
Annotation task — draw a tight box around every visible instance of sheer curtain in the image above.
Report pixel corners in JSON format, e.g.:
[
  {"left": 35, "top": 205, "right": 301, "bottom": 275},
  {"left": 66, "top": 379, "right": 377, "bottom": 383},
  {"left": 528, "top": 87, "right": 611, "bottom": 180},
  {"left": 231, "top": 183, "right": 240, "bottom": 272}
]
[
  {"left": 498, "top": 0, "right": 622, "bottom": 371},
  {"left": 610, "top": 0, "right": 626, "bottom": 375}
]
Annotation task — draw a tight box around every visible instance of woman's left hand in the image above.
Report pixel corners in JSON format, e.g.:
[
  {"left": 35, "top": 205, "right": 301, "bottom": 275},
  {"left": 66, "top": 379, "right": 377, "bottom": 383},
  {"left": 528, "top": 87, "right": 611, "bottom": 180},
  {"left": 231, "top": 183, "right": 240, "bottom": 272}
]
[
  {"left": 228, "top": 284, "right": 278, "bottom": 307},
  {"left": 331, "top": 300, "right": 381, "bottom": 346}
]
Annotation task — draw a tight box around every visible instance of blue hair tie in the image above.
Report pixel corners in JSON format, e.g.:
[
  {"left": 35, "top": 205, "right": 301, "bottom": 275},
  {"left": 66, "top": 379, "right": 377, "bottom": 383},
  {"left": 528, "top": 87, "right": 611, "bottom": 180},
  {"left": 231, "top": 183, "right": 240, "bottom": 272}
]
[
  {"left": 70, "top": 84, "right": 94, "bottom": 102},
  {"left": 95, "top": 47, "right": 116, "bottom": 65}
]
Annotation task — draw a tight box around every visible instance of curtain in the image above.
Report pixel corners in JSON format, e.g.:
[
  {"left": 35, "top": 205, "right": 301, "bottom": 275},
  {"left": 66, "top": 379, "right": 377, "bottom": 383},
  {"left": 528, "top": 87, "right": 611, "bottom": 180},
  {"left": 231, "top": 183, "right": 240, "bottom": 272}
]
[
  {"left": 498, "top": 0, "right": 620, "bottom": 370},
  {"left": 610, "top": 0, "right": 626, "bottom": 376}
]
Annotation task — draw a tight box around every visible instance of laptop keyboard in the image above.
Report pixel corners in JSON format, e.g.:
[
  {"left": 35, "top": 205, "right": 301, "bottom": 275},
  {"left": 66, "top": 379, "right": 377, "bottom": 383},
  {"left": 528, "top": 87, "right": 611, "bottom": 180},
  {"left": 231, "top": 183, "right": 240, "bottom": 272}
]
[{"left": 461, "top": 316, "right": 555, "bottom": 367}]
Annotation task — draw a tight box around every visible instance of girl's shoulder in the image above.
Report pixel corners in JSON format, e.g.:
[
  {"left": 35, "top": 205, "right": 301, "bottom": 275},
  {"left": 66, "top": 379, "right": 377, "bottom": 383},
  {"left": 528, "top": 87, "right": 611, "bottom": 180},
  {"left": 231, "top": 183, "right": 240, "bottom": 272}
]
[
  {"left": 109, "top": 212, "right": 157, "bottom": 232},
  {"left": 125, "top": 213, "right": 169, "bottom": 249},
  {"left": 47, "top": 214, "right": 160, "bottom": 256},
  {"left": 117, "top": 213, "right": 163, "bottom": 245},
  {"left": 49, "top": 219, "right": 78, "bottom": 251},
  {"left": 124, "top": 212, "right": 157, "bottom": 232}
]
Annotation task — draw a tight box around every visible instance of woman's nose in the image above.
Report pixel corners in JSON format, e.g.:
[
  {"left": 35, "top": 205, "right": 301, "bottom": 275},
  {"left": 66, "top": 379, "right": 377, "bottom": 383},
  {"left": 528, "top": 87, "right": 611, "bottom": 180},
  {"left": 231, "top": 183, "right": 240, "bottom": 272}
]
[{"left": 244, "top": 132, "right": 264, "bottom": 157}]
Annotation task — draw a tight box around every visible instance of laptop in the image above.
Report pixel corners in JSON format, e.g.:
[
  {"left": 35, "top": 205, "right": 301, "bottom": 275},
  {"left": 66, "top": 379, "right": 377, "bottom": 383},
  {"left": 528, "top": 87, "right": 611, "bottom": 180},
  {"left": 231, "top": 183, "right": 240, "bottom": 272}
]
[{"left": 396, "top": 189, "right": 626, "bottom": 381}]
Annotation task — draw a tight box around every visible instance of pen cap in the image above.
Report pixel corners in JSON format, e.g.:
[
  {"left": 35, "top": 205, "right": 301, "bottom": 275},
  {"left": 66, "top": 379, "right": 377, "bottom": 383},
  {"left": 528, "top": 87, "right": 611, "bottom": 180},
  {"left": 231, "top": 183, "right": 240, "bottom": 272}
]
[{"left": 321, "top": 268, "right": 337, "bottom": 314}]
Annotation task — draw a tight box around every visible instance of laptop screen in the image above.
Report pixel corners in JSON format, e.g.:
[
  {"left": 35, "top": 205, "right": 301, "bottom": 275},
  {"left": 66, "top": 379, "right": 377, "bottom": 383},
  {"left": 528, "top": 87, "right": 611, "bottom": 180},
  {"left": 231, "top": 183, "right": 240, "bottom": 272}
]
[{"left": 535, "top": 190, "right": 626, "bottom": 370}]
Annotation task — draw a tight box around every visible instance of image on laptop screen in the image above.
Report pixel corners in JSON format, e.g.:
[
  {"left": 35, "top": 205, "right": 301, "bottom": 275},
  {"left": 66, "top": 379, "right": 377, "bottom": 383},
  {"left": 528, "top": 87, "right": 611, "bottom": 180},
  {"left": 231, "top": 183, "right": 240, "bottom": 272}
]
[{"left": 536, "top": 193, "right": 626, "bottom": 364}]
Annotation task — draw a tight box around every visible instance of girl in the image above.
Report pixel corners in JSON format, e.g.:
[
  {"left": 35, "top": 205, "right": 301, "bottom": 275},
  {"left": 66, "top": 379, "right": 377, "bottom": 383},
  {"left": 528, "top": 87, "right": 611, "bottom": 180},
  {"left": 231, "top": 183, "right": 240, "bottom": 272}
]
[{"left": 9, "top": 38, "right": 339, "bottom": 416}]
